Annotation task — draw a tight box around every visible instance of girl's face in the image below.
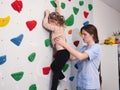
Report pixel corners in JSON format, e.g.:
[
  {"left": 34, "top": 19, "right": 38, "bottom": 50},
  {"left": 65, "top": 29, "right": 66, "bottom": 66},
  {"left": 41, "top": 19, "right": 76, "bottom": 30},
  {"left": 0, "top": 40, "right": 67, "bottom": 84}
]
[{"left": 81, "top": 29, "right": 93, "bottom": 43}]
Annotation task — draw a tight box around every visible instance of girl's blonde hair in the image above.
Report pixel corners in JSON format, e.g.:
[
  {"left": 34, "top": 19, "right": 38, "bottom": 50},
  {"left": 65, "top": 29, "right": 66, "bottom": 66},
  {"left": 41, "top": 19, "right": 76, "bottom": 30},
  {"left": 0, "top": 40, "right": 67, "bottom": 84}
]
[{"left": 48, "top": 12, "right": 65, "bottom": 26}]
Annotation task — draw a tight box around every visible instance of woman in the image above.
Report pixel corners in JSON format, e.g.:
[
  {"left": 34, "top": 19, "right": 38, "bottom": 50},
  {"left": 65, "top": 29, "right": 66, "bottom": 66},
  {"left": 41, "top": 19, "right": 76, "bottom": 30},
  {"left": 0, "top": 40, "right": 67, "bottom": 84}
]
[{"left": 55, "top": 24, "right": 101, "bottom": 90}]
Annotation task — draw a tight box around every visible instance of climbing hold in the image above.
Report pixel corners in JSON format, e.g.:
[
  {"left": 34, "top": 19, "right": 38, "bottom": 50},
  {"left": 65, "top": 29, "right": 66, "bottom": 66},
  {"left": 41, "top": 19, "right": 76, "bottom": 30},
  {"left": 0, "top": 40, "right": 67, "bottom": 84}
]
[
  {"left": 44, "top": 38, "right": 51, "bottom": 47},
  {"left": 62, "top": 64, "right": 69, "bottom": 72},
  {"left": 26, "top": 20, "right": 37, "bottom": 31},
  {"left": 11, "top": 71, "right": 24, "bottom": 81},
  {"left": 0, "top": 55, "right": 6, "bottom": 65},
  {"left": 29, "top": 84, "right": 37, "bottom": 90},
  {"left": 28, "top": 52, "right": 36, "bottom": 62},
  {"left": 65, "top": 14, "right": 74, "bottom": 26},
  {"left": 42, "top": 66, "right": 51, "bottom": 75},
  {"left": 10, "top": 34, "right": 24, "bottom": 46},
  {"left": 11, "top": 0, "right": 23, "bottom": 13}
]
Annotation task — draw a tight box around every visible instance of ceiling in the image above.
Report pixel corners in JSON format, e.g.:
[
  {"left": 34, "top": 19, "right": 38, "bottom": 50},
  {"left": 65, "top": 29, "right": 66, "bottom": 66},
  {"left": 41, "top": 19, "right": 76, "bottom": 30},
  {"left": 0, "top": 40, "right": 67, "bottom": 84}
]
[{"left": 100, "top": 0, "right": 120, "bottom": 13}]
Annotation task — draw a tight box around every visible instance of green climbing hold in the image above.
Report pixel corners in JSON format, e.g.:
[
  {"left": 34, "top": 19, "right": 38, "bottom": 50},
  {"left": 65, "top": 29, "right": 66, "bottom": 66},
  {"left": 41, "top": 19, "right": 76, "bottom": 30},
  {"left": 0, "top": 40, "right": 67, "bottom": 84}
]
[
  {"left": 11, "top": 71, "right": 24, "bottom": 81},
  {"left": 29, "top": 84, "right": 37, "bottom": 90},
  {"left": 61, "top": 2, "right": 66, "bottom": 9},
  {"left": 79, "top": 1, "right": 84, "bottom": 6},
  {"left": 50, "top": 1, "right": 56, "bottom": 8},
  {"left": 88, "top": 4, "right": 93, "bottom": 11},
  {"left": 28, "top": 52, "right": 36, "bottom": 62},
  {"left": 73, "top": 7, "right": 79, "bottom": 15},
  {"left": 65, "top": 14, "right": 74, "bottom": 26},
  {"left": 62, "top": 64, "right": 69, "bottom": 72},
  {"left": 45, "top": 38, "right": 51, "bottom": 47}
]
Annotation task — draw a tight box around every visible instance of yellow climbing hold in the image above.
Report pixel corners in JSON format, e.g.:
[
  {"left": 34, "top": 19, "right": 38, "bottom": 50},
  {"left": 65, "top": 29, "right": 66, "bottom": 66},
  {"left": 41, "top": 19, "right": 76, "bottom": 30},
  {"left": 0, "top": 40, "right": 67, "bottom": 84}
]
[{"left": 0, "top": 16, "right": 10, "bottom": 27}]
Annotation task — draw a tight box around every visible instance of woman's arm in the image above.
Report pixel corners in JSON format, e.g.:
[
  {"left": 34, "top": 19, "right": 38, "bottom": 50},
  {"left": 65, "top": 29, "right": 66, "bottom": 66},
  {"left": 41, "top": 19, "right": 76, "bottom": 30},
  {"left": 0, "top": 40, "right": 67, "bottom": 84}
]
[
  {"left": 55, "top": 38, "right": 89, "bottom": 60},
  {"left": 70, "top": 54, "right": 77, "bottom": 60}
]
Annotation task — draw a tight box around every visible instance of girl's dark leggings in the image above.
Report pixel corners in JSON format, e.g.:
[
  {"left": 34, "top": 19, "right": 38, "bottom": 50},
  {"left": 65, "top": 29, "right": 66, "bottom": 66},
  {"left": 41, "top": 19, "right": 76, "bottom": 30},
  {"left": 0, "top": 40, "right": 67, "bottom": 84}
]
[{"left": 50, "top": 49, "right": 70, "bottom": 90}]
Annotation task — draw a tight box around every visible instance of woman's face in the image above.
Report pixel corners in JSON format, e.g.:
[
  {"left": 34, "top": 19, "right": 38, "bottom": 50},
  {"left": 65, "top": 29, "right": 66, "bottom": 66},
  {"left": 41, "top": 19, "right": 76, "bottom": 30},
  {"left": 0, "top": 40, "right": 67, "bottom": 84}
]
[{"left": 81, "top": 29, "right": 93, "bottom": 43}]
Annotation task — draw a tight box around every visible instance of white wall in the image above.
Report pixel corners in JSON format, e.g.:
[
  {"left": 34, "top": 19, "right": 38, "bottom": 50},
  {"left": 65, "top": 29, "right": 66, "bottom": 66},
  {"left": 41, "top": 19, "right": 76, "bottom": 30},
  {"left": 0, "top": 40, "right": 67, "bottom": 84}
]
[
  {"left": 93, "top": 1, "right": 120, "bottom": 90},
  {"left": 93, "top": 0, "right": 120, "bottom": 43}
]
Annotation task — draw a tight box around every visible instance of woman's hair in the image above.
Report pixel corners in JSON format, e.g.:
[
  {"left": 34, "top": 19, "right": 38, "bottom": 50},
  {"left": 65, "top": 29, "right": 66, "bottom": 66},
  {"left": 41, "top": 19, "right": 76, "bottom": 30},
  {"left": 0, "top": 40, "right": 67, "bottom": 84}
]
[
  {"left": 80, "top": 24, "right": 99, "bottom": 43},
  {"left": 48, "top": 12, "right": 65, "bottom": 26}
]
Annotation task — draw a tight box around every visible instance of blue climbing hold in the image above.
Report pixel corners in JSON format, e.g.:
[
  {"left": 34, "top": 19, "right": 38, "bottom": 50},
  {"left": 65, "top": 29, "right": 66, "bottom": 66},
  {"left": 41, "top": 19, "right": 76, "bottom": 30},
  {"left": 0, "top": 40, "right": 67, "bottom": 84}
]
[
  {"left": 10, "top": 34, "right": 24, "bottom": 46},
  {"left": 0, "top": 55, "right": 6, "bottom": 65},
  {"left": 69, "top": 76, "right": 74, "bottom": 81}
]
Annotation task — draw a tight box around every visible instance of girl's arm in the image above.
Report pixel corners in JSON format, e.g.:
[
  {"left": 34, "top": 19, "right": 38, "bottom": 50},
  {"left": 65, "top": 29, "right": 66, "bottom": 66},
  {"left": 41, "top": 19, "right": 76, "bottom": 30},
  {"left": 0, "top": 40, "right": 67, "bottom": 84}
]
[
  {"left": 42, "top": 10, "right": 56, "bottom": 31},
  {"left": 54, "top": 0, "right": 61, "bottom": 14}
]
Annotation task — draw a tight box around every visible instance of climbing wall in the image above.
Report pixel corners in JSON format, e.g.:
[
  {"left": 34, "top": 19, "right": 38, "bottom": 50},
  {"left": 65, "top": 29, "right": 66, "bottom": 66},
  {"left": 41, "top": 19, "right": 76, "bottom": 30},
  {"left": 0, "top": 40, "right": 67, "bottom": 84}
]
[{"left": 0, "top": 0, "right": 93, "bottom": 90}]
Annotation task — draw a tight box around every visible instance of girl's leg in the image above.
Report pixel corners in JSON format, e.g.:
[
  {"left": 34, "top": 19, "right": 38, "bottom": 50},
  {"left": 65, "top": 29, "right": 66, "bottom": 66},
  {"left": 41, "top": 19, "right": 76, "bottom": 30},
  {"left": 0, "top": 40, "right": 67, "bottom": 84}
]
[
  {"left": 51, "top": 50, "right": 70, "bottom": 79},
  {"left": 50, "top": 50, "right": 70, "bottom": 90},
  {"left": 51, "top": 74, "right": 59, "bottom": 90}
]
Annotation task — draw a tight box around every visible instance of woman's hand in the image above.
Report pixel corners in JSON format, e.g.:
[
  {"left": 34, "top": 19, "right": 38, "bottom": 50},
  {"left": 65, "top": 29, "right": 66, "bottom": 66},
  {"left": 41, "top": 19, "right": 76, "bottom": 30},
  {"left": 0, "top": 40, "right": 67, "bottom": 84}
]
[{"left": 55, "top": 37, "right": 66, "bottom": 47}]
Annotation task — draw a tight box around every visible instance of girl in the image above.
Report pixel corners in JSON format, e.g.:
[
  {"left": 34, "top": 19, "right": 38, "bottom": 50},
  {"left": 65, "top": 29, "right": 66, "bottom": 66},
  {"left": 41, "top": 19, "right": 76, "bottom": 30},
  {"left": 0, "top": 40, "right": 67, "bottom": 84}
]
[{"left": 42, "top": 0, "right": 70, "bottom": 90}]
